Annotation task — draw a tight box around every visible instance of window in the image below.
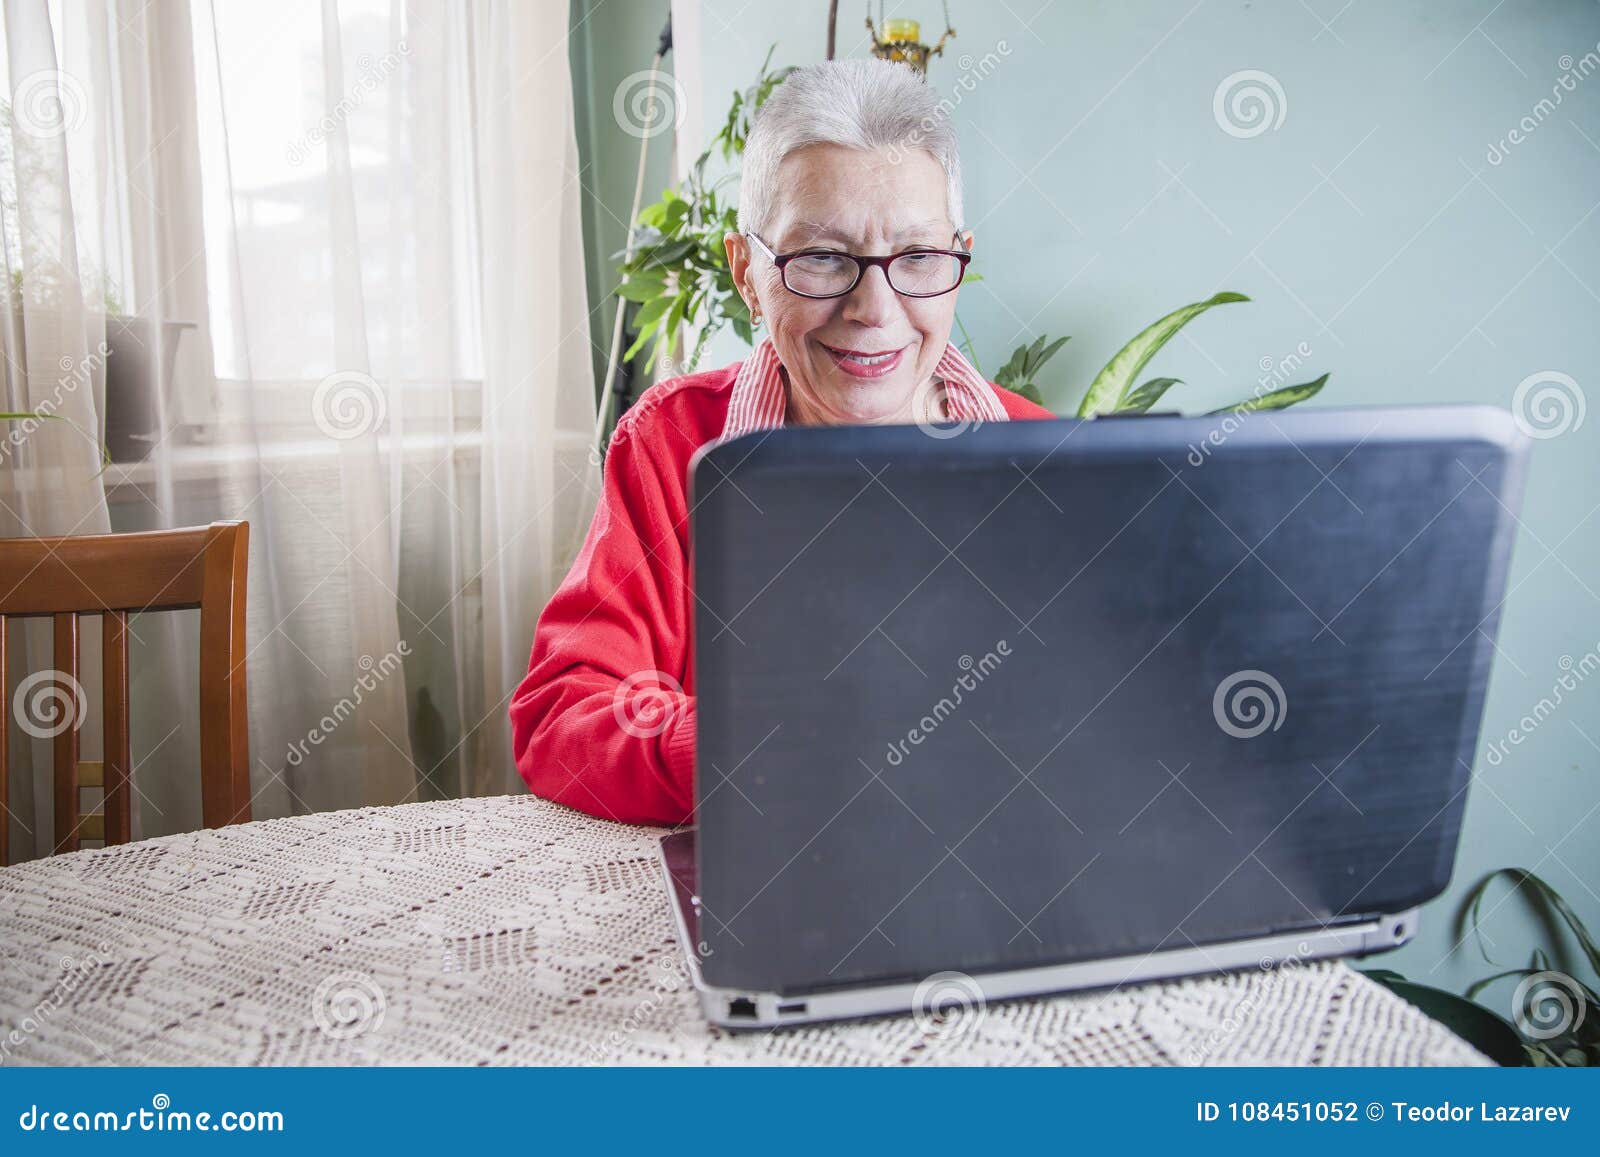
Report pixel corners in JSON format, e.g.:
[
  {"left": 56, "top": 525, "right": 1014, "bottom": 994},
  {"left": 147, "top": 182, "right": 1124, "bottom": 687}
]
[{"left": 191, "top": 0, "right": 483, "bottom": 436}]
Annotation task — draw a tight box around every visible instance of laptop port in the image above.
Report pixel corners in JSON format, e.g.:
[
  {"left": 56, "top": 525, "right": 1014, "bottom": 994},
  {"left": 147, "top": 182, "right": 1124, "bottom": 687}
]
[
  {"left": 726, "top": 997, "right": 758, "bottom": 1020},
  {"left": 777, "top": 1001, "right": 808, "bottom": 1016}
]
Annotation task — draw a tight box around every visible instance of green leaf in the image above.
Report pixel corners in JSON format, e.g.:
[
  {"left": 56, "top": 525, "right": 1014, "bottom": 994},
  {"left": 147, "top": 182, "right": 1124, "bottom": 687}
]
[
  {"left": 615, "top": 273, "right": 665, "bottom": 303},
  {"left": 1462, "top": 966, "right": 1599, "bottom": 1065},
  {"left": 663, "top": 293, "right": 689, "bottom": 353},
  {"left": 621, "top": 296, "right": 673, "bottom": 362},
  {"left": 993, "top": 345, "right": 1030, "bottom": 389},
  {"left": 681, "top": 286, "right": 704, "bottom": 327},
  {"left": 1013, "top": 381, "right": 1044, "bottom": 405},
  {"left": 641, "top": 237, "right": 697, "bottom": 268},
  {"left": 621, "top": 325, "right": 652, "bottom": 363},
  {"left": 1208, "top": 373, "right": 1329, "bottom": 415},
  {"left": 1361, "top": 968, "right": 1408, "bottom": 984},
  {"left": 1453, "top": 867, "right": 1600, "bottom": 1066},
  {"left": 611, "top": 226, "right": 665, "bottom": 261},
  {"left": 1, "top": 409, "right": 109, "bottom": 468},
  {"left": 994, "top": 334, "right": 1069, "bottom": 394},
  {"left": 1028, "top": 334, "right": 1070, "bottom": 375},
  {"left": 1076, "top": 291, "right": 1249, "bottom": 418},
  {"left": 632, "top": 296, "right": 671, "bottom": 330},
  {"left": 662, "top": 198, "right": 690, "bottom": 234},
  {"left": 1465, "top": 966, "right": 1538, "bottom": 1001},
  {"left": 1458, "top": 868, "right": 1600, "bottom": 978},
  {"left": 689, "top": 328, "right": 712, "bottom": 370},
  {"left": 1118, "top": 376, "right": 1182, "bottom": 414}
]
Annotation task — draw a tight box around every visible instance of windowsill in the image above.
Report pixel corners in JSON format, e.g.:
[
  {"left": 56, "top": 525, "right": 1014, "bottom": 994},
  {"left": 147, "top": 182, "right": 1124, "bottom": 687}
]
[{"left": 102, "top": 428, "right": 493, "bottom": 505}]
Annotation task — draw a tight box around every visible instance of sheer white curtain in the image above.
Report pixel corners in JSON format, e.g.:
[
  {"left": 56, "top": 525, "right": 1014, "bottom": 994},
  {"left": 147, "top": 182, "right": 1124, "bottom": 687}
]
[
  {"left": 1, "top": 0, "right": 120, "bottom": 862},
  {"left": 0, "top": 0, "right": 109, "bottom": 538},
  {"left": 0, "top": 0, "right": 598, "bottom": 860}
]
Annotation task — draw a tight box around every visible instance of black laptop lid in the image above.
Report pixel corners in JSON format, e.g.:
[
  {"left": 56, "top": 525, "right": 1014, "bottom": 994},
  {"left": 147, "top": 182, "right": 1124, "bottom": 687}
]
[{"left": 689, "top": 406, "right": 1528, "bottom": 994}]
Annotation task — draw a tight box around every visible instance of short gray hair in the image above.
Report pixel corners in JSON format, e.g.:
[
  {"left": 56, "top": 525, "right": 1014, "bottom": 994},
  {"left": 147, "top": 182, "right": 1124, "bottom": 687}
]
[{"left": 736, "top": 59, "right": 965, "bottom": 237}]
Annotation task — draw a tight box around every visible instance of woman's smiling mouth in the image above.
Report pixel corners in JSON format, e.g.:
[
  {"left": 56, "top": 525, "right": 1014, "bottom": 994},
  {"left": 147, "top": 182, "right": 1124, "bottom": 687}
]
[{"left": 820, "top": 342, "right": 907, "bottom": 378}]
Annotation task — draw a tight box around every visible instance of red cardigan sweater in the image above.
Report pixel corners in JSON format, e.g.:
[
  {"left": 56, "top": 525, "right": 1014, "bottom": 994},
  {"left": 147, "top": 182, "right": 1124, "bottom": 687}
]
[{"left": 510, "top": 359, "right": 1054, "bottom": 825}]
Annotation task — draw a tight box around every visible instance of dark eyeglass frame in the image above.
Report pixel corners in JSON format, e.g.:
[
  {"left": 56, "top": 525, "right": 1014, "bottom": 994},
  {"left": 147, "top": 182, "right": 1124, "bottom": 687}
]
[{"left": 745, "top": 231, "right": 972, "bottom": 300}]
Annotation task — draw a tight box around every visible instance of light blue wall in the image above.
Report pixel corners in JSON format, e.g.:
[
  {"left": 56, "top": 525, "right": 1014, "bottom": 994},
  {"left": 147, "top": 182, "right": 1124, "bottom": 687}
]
[{"left": 600, "top": 0, "right": 1600, "bottom": 1001}]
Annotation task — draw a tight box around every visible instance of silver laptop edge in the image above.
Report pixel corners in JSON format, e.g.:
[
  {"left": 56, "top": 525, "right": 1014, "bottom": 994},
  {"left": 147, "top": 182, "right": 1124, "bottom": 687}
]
[{"left": 655, "top": 836, "right": 1418, "bottom": 1029}]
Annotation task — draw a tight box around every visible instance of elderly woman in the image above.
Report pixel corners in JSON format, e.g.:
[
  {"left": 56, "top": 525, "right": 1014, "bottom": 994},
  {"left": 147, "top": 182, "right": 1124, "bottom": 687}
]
[{"left": 510, "top": 59, "right": 1051, "bottom": 825}]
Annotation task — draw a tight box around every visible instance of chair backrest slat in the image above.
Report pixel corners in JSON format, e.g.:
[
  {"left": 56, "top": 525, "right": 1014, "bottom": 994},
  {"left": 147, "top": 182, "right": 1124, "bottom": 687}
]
[
  {"left": 0, "top": 614, "right": 8, "bottom": 866},
  {"left": 103, "top": 610, "right": 132, "bottom": 846},
  {"left": 52, "top": 611, "right": 80, "bottom": 855}
]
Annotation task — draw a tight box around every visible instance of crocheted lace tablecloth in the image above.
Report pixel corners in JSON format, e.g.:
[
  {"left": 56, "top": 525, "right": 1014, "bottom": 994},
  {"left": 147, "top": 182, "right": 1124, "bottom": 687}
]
[{"left": 0, "top": 794, "right": 1487, "bottom": 1066}]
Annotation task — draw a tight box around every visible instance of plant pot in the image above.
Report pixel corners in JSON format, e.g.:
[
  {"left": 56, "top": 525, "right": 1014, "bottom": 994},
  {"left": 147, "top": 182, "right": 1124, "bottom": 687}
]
[{"left": 103, "top": 316, "right": 192, "bottom": 463}]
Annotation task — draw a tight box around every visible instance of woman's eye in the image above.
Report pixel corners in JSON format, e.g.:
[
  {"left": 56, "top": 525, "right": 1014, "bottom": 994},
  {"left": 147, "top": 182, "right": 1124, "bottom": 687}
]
[{"left": 791, "top": 253, "right": 850, "bottom": 270}]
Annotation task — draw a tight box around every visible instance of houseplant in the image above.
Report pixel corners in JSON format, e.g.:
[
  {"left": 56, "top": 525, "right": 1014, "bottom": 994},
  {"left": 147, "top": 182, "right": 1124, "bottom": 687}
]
[
  {"left": 1362, "top": 867, "right": 1599, "bottom": 1067},
  {"left": 613, "top": 47, "right": 792, "bottom": 381},
  {"left": 994, "top": 291, "right": 1328, "bottom": 417},
  {"left": 4, "top": 265, "right": 190, "bottom": 465}
]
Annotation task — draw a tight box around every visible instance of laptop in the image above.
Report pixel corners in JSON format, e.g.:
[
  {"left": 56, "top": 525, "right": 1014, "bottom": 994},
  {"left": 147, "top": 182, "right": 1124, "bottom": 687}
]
[{"left": 659, "top": 404, "right": 1529, "bottom": 1028}]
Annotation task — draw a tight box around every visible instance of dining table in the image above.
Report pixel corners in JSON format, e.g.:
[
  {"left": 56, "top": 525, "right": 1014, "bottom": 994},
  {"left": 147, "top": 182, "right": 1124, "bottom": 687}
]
[{"left": 0, "top": 793, "right": 1488, "bottom": 1066}]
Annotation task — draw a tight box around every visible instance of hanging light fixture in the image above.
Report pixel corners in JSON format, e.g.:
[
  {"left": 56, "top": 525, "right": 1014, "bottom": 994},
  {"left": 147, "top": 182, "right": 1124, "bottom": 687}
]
[{"left": 865, "top": 0, "right": 956, "bottom": 77}]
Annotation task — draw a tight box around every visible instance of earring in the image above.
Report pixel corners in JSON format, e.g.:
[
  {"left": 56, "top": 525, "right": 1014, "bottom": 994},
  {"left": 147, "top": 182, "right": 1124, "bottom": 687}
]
[{"left": 750, "top": 304, "right": 762, "bottom": 326}]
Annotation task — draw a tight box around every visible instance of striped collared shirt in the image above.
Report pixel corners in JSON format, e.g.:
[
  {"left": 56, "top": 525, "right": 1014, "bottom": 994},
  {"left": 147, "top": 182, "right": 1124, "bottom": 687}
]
[{"left": 720, "top": 336, "right": 1010, "bottom": 440}]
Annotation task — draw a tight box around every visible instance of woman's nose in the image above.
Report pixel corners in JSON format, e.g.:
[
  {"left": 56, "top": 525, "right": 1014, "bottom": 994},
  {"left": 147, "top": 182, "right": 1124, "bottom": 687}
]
[{"left": 839, "top": 263, "right": 901, "bottom": 329}]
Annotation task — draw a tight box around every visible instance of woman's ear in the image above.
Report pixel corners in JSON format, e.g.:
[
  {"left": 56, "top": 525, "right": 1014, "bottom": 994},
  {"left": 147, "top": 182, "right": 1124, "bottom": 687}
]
[{"left": 724, "top": 231, "right": 755, "bottom": 308}]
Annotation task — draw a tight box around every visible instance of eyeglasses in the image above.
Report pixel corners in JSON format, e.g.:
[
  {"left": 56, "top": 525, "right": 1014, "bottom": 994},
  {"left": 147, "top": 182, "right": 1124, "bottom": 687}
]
[{"left": 745, "top": 232, "right": 971, "bottom": 300}]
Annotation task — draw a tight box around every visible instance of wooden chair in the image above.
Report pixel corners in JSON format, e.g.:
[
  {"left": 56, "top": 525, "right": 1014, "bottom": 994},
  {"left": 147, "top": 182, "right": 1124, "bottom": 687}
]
[{"left": 0, "top": 520, "right": 249, "bottom": 865}]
